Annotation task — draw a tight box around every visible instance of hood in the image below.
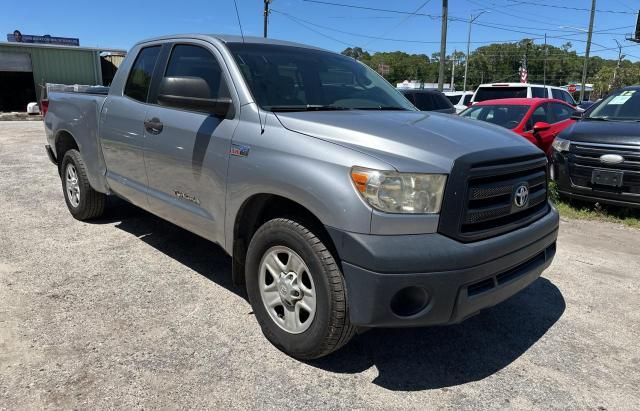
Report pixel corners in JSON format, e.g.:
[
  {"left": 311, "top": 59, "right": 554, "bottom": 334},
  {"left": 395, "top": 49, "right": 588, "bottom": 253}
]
[
  {"left": 561, "top": 120, "right": 640, "bottom": 146},
  {"left": 274, "top": 110, "right": 538, "bottom": 173}
]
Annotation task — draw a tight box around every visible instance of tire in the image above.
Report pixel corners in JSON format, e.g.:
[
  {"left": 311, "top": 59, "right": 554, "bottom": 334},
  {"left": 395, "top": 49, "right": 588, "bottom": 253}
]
[
  {"left": 60, "top": 149, "right": 106, "bottom": 220},
  {"left": 245, "top": 218, "right": 355, "bottom": 359}
]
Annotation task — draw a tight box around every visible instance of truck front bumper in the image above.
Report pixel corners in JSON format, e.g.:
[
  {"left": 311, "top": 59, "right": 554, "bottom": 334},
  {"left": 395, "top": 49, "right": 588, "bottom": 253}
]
[{"left": 327, "top": 207, "right": 559, "bottom": 328}]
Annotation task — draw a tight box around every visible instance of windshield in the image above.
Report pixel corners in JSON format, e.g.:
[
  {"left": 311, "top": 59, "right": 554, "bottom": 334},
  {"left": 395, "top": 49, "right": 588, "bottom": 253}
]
[
  {"left": 227, "top": 43, "right": 414, "bottom": 112},
  {"left": 461, "top": 104, "right": 530, "bottom": 129},
  {"left": 475, "top": 87, "right": 527, "bottom": 102},
  {"left": 587, "top": 89, "right": 640, "bottom": 121}
]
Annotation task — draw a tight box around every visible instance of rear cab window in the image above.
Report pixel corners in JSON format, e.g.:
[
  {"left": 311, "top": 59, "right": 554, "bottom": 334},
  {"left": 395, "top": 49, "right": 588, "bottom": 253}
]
[
  {"left": 124, "top": 46, "right": 161, "bottom": 102},
  {"left": 474, "top": 86, "right": 527, "bottom": 102}
]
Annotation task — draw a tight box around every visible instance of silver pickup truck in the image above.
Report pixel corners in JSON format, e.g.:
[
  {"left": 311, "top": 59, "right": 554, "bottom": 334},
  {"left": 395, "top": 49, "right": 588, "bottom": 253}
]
[{"left": 44, "top": 34, "right": 559, "bottom": 359}]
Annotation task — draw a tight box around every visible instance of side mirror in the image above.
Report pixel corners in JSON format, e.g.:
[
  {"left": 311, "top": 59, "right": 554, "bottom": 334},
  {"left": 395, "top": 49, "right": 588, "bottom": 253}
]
[
  {"left": 157, "top": 76, "right": 232, "bottom": 117},
  {"left": 570, "top": 110, "right": 583, "bottom": 120},
  {"left": 533, "top": 121, "right": 551, "bottom": 133}
]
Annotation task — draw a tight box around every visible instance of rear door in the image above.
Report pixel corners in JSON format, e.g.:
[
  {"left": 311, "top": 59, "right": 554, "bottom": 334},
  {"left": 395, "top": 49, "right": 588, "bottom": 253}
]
[
  {"left": 142, "top": 41, "right": 239, "bottom": 243},
  {"left": 100, "top": 45, "right": 162, "bottom": 207}
]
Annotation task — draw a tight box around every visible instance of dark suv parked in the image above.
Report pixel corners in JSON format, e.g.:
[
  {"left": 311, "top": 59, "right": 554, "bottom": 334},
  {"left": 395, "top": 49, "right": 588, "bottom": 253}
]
[
  {"left": 399, "top": 89, "right": 456, "bottom": 114},
  {"left": 551, "top": 86, "right": 640, "bottom": 208}
]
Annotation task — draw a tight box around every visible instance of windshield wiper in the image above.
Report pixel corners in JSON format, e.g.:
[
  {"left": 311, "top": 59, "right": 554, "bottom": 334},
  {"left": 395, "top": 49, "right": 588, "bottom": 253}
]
[
  {"left": 268, "top": 105, "right": 352, "bottom": 112},
  {"left": 352, "top": 106, "right": 408, "bottom": 111},
  {"left": 584, "top": 116, "right": 611, "bottom": 121}
]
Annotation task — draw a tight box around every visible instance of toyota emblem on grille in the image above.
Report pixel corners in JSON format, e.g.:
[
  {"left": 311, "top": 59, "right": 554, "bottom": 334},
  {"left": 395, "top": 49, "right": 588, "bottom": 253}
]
[{"left": 514, "top": 184, "right": 529, "bottom": 208}]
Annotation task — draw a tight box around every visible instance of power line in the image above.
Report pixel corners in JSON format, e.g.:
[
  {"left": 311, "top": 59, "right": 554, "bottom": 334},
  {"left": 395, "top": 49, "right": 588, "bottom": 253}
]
[
  {"left": 362, "top": 0, "right": 433, "bottom": 49},
  {"left": 464, "top": 0, "right": 570, "bottom": 29},
  {"left": 302, "top": 0, "right": 441, "bottom": 18},
  {"left": 271, "top": 9, "right": 540, "bottom": 45},
  {"left": 271, "top": 9, "right": 362, "bottom": 49},
  {"left": 302, "top": 0, "right": 634, "bottom": 41},
  {"left": 274, "top": 8, "right": 639, "bottom": 60},
  {"left": 504, "top": 0, "right": 635, "bottom": 14}
]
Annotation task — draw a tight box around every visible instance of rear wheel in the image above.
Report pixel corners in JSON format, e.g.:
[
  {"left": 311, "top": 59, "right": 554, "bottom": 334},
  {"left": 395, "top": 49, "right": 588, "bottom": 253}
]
[
  {"left": 61, "top": 149, "right": 106, "bottom": 220},
  {"left": 245, "top": 218, "right": 355, "bottom": 359}
]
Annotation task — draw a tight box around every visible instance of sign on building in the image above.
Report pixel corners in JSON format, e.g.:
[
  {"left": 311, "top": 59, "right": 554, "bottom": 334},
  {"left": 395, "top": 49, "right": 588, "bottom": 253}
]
[{"left": 7, "top": 30, "right": 80, "bottom": 46}]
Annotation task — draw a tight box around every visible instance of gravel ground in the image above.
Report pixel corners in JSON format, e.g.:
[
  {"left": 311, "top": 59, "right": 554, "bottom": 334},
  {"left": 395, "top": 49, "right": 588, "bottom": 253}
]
[{"left": 1, "top": 121, "right": 639, "bottom": 410}]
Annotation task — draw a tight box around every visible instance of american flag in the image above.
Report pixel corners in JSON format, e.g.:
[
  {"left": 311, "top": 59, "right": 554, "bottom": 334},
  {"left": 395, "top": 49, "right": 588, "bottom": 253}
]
[{"left": 519, "top": 65, "right": 528, "bottom": 84}]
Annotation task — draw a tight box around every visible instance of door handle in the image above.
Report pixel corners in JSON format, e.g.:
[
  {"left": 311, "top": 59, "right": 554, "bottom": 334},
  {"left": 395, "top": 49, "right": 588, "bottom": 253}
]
[{"left": 144, "top": 118, "right": 163, "bottom": 134}]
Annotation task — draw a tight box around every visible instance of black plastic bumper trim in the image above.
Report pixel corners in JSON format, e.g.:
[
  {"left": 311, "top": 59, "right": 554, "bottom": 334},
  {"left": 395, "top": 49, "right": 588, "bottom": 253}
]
[{"left": 341, "top": 239, "right": 556, "bottom": 327}]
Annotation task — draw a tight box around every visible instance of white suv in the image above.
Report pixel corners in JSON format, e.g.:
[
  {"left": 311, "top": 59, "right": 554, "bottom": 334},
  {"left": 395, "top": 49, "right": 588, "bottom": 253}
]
[
  {"left": 444, "top": 91, "right": 473, "bottom": 114},
  {"left": 471, "top": 83, "right": 577, "bottom": 106}
]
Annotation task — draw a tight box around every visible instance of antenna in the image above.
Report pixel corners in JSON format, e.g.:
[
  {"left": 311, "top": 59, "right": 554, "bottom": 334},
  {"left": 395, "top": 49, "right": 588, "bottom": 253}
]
[{"left": 233, "top": 0, "right": 245, "bottom": 43}]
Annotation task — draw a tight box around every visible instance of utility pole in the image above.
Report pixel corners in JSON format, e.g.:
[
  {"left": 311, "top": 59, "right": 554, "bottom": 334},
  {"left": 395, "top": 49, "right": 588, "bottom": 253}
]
[
  {"left": 611, "top": 39, "right": 625, "bottom": 90},
  {"left": 437, "top": 0, "right": 448, "bottom": 91},
  {"left": 543, "top": 33, "right": 547, "bottom": 86},
  {"left": 463, "top": 11, "right": 487, "bottom": 93},
  {"left": 579, "top": 0, "right": 596, "bottom": 102},
  {"left": 450, "top": 50, "right": 456, "bottom": 92},
  {"left": 263, "top": 0, "right": 271, "bottom": 38}
]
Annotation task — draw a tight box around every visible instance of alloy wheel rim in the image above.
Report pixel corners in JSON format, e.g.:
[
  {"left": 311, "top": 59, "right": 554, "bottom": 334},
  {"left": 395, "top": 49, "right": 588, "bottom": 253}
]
[
  {"left": 258, "top": 246, "right": 316, "bottom": 334},
  {"left": 65, "top": 163, "right": 80, "bottom": 207}
]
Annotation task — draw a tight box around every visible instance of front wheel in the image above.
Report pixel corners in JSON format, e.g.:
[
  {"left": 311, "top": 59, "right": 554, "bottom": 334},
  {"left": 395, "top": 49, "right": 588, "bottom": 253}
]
[{"left": 245, "top": 218, "right": 355, "bottom": 359}]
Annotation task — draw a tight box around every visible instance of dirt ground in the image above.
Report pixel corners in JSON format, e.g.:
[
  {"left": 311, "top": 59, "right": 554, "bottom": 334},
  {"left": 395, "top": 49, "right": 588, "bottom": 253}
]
[{"left": 1, "top": 121, "right": 639, "bottom": 409}]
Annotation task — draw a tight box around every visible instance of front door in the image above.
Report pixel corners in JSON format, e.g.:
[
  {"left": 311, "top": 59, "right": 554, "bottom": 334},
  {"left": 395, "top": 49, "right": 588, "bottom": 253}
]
[
  {"left": 143, "top": 42, "right": 239, "bottom": 244},
  {"left": 525, "top": 103, "right": 556, "bottom": 153},
  {"left": 546, "top": 102, "right": 575, "bottom": 152}
]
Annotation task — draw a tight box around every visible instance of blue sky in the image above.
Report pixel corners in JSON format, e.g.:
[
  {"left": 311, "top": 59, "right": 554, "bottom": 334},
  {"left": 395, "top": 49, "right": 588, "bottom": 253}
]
[{"left": 2, "top": 0, "right": 639, "bottom": 61}]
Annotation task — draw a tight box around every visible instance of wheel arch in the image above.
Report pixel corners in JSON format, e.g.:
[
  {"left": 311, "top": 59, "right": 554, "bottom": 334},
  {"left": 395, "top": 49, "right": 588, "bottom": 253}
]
[
  {"left": 231, "top": 193, "right": 340, "bottom": 287},
  {"left": 54, "top": 129, "right": 80, "bottom": 174}
]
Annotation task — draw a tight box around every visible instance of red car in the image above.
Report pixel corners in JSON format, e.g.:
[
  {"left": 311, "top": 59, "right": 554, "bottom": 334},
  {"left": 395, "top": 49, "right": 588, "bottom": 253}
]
[{"left": 460, "top": 98, "right": 577, "bottom": 154}]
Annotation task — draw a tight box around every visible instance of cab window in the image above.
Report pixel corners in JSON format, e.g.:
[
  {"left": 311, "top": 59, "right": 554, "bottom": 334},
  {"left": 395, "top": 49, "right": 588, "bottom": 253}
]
[
  {"left": 162, "top": 44, "right": 230, "bottom": 101},
  {"left": 124, "top": 46, "right": 161, "bottom": 102}
]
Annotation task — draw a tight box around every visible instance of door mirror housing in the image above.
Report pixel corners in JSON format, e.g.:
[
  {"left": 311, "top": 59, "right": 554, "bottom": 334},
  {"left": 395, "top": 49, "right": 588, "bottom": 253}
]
[
  {"left": 570, "top": 110, "right": 584, "bottom": 120},
  {"left": 157, "top": 76, "right": 232, "bottom": 117},
  {"left": 532, "top": 121, "right": 551, "bottom": 133}
]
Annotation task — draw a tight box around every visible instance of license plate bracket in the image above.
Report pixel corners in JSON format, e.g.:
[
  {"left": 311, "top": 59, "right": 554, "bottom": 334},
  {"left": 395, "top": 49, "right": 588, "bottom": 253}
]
[{"left": 591, "top": 169, "right": 624, "bottom": 187}]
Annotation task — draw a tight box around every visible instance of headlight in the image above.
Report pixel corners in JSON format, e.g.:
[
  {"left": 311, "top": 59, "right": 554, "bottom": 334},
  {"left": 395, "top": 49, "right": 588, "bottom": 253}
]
[
  {"left": 350, "top": 167, "right": 447, "bottom": 214},
  {"left": 552, "top": 138, "right": 570, "bottom": 152}
]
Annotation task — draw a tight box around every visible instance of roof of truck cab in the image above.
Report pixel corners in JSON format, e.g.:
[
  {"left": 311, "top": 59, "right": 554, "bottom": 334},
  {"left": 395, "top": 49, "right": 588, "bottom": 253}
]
[{"left": 135, "top": 34, "right": 328, "bottom": 52}]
